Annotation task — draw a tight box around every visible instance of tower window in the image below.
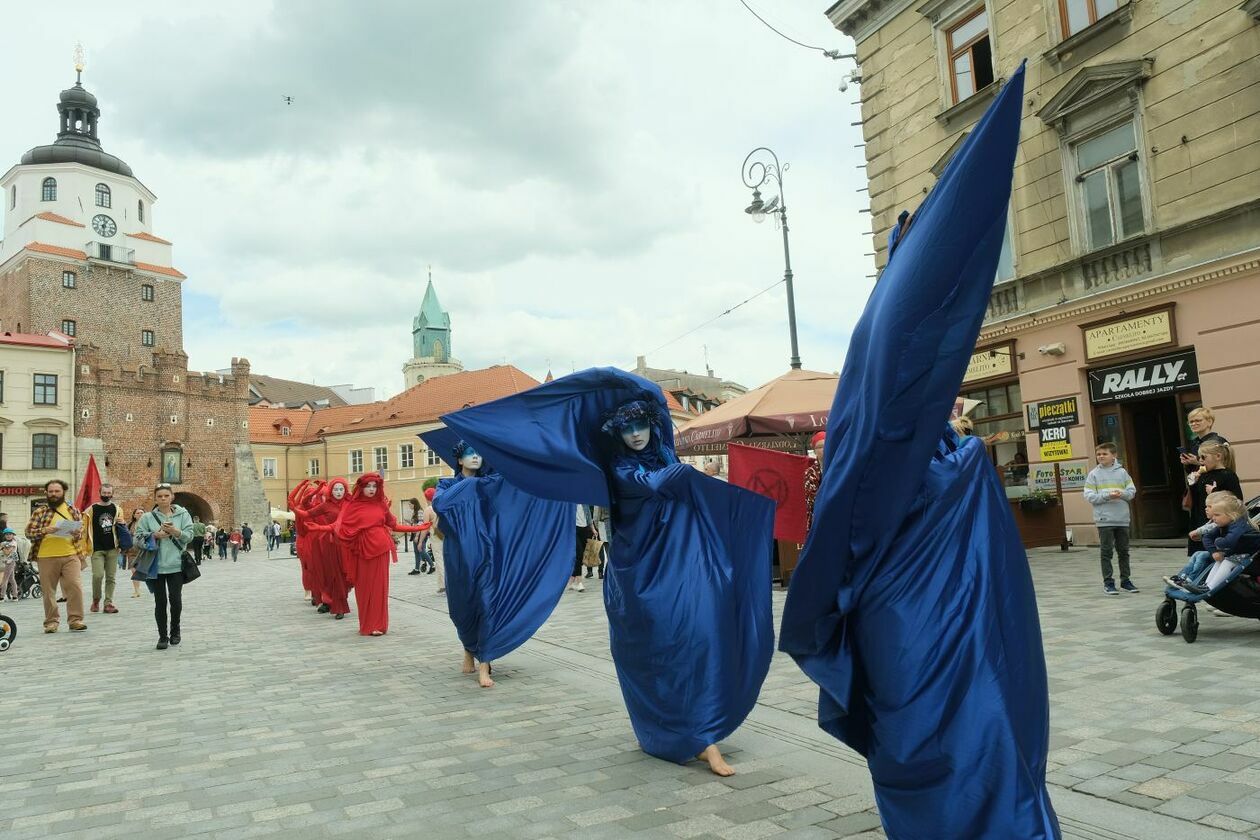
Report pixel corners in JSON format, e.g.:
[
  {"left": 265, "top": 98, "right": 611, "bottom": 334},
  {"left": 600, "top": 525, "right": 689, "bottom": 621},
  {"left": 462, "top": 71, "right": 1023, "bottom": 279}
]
[
  {"left": 42, "top": 177, "right": 57, "bottom": 202},
  {"left": 62, "top": 271, "right": 77, "bottom": 289},
  {"left": 141, "top": 284, "right": 155, "bottom": 301},
  {"left": 138, "top": 199, "right": 145, "bottom": 223},
  {"left": 95, "top": 183, "right": 111, "bottom": 208},
  {"left": 141, "top": 330, "right": 155, "bottom": 347},
  {"left": 61, "top": 319, "right": 76, "bottom": 337}
]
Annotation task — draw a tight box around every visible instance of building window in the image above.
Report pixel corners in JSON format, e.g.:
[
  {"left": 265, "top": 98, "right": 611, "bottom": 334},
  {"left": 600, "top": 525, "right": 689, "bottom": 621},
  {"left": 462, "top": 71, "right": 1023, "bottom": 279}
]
[
  {"left": 1060, "top": 0, "right": 1121, "bottom": 38},
  {"left": 946, "top": 7, "right": 993, "bottom": 103},
  {"left": 41, "top": 177, "right": 57, "bottom": 202},
  {"left": 33, "top": 373, "right": 58, "bottom": 405},
  {"left": 996, "top": 220, "right": 1016, "bottom": 283},
  {"left": 95, "top": 183, "right": 111, "bottom": 208},
  {"left": 308, "top": 458, "right": 320, "bottom": 476},
  {"left": 0, "top": 372, "right": 4, "bottom": 403},
  {"left": 33, "top": 433, "right": 58, "bottom": 470},
  {"left": 961, "top": 380, "right": 1028, "bottom": 496},
  {"left": 400, "top": 444, "right": 414, "bottom": 469},
  {"left": 141, "top": 284, "right": 154, "bottom": 301},
  {"left": 374, "top": 446, "right": 388, "bottom": 472},
  {"left": 0, "top": 434, "right": 4, "bottom": 468},
  {"left": 138, "top": 199, "right": 145, "bottom": 223},
  {"left": 62, "top": 271, "right": 76, "bottom": 289},
  {"left": 425, "top": 447, "right": 442, "bottom": 467},
  {"left": 262, "top": 457, "right": 278, "bottom": 479},
  {"left": 280, "top": 426, "right": 291, "bottom": 437},
  {"left": 1074, "top": 120, "right": 1145, "bottom": 250},
  {"left": 141, "top": 330, "right": 155, "bottom": 347},
  {"left": 61, "top": 319, "right": 76, "bottom": 337},
  {"left": 9, "top": 185, "right": 14, "bottom": 209},
  {"left": 349, "top": 450, "right": 364, "bottom": 473}
]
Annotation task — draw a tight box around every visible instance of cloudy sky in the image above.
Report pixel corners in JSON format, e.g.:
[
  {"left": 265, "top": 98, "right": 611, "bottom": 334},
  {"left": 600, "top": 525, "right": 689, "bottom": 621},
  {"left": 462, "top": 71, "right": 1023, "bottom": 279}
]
[{"left": 4, "top": 1, "right": 872, "bottom": 399}]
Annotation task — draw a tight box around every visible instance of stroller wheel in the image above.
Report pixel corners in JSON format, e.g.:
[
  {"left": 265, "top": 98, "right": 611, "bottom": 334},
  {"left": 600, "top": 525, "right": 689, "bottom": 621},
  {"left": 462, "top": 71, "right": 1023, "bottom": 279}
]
[
  {"left": 1155, "top": 600, "right": 1178, "bottom": 635},
  {"left": 1181, "top": 606, "right": 1199, "bottom": 643},
  {"left": 28, "top": 583, "right": 41, "bottom": 599},
  {"left": 0, "top": 614, "right": 15, "bottom": 650}
]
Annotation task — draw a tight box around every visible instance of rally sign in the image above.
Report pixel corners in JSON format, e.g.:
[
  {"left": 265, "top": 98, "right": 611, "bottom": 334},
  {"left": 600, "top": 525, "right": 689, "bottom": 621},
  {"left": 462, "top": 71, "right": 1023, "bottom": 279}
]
[{"left": 1087, "top": 348, "right": 1199, "bottom": 404}]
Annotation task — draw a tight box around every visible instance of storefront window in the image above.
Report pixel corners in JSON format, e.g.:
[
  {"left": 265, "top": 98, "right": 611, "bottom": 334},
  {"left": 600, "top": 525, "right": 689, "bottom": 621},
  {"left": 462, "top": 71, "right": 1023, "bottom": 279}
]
[{"left": 963, "top": 381, "right": 1029, "bottom": 498}]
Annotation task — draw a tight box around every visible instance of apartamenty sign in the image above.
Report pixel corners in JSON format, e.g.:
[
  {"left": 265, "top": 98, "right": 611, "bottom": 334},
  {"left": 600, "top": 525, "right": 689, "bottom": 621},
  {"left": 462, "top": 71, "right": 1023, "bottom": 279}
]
[
  {"left": 1083, "top": 306, "right": 1176, "bottom": 361},
  {"left": 1087, "top": 348, "right": 1199, "bottom": 404}
]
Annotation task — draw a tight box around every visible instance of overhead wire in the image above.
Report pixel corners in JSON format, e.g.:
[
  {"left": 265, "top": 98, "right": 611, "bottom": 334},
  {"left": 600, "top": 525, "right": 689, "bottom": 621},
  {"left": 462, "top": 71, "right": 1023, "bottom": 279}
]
[
  {"left": 737, "top": 0, "right": 829, "bottom": 54},
  {"left": 643, "top": 278, "right": 785, "bottom": 358}
]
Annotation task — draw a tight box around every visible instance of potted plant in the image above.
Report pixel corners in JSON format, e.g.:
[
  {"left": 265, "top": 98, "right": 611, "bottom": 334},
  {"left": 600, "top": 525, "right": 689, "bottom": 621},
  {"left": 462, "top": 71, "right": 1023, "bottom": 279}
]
[{"left": 1018, "top": 489, "right": 1058, "bottom": 512}]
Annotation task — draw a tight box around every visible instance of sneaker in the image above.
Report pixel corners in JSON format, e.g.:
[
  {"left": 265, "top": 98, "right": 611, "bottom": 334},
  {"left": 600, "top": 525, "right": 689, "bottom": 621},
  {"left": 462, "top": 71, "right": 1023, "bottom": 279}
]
[
  {"left": 156, "top": 638, "right": 169, "bottom": 650},
  {"left": 574, "top": 581, "right": 585, "bottom": 592},
  {"left": 1120, "top": 580, "right": 1140, "bottom": 594},
  {"left": 90, "top": 599, "right": 100, "bottom": 613},
  {"left": 69, "top": 622, "right": 87, "bottom": 631},
  {"left": 44, "top": 625, "right": 58, "bottom": 634},
  {"left": 408, "top": 569, "right": 421, "bottom": 576},
  {"left": 169, "top": 634, "right": 181, "bottom": 646},
  {"left": 1103, "top": 582, "right": 1118, "bottom": 595},
  {"left": 1185, "top": 583, "right": 1210, "bottom": 595}
]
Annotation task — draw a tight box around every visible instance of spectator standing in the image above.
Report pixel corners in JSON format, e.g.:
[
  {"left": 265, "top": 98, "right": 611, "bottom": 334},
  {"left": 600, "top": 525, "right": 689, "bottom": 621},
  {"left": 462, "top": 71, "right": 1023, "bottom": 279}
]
[
  {"left": 1186, "top": 440, "right": 1244, "bottom": 555},
  {"left": 804, "top": 431, "right": 827, "bottom": 533},
  {"left": 24, "top": 479, "right": 90, "bottom": 633},
  {"left": 568, "top": 504, "right": 595, "bottom": 592},
  {"left": 85, "top": 483, "right": 125, "bottom": 614},
  {"left": 1, "top": 528, "right": 23, "bottom": 600},
  {"left": 1084, "top": 443, "right": 1138, "bottom": 595},
  {"left": 201, "top": 523, "right": 215, "bottom": 562},
  {"left": 216, "top": 526, "right": 230, "bottom": 560},
  {"left": 133, "top": 484, "right": 194, "bottom": 649},
  {"left": 126, "top": 508, "right": 145, "bottom": 598}
]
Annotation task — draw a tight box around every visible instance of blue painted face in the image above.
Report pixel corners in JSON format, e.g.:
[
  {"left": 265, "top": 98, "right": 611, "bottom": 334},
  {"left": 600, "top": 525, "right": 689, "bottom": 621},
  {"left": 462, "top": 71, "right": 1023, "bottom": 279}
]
[
  {"left": 621, "top": 421, "right": 651, "bottom": 452},
  {"left": 459, "top": 447, "right": 483, "bottom": 471}
]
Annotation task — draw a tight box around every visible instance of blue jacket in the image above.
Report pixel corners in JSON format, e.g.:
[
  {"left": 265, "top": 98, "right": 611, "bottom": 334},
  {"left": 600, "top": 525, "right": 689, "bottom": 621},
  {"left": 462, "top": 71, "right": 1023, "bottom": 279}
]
[{"left": 1204, "top": 518, "right": 1260, "bottom": 558}]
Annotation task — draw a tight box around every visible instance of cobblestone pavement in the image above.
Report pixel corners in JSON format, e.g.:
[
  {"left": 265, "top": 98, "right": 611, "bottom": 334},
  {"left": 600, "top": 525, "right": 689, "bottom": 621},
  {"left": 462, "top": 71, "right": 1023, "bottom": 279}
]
[{"left": 1, "top": 544, "right": 1256, "bottom": 838}]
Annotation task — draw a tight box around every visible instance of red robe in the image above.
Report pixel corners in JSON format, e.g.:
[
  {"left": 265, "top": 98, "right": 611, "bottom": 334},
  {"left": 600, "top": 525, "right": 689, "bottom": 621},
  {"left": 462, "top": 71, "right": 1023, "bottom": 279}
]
[
  {"left": 293, "top": 481, "right": 326, "bottom": 604},
  {"left": 308, "top": 478, "right": 351, "bottom": 615}
]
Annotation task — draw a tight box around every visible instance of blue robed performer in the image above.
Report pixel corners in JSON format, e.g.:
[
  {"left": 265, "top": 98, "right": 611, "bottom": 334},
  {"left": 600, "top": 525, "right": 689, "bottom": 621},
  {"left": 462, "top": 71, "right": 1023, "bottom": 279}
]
[
  {"left": 441, "top": 368, "right": 775, "bottom": 776},
  {"left": 419, "top": 429, "right": 573, "bottom": 688},
  {"left": 779, "top": 63, "right": 1060, "bottom": 839}
]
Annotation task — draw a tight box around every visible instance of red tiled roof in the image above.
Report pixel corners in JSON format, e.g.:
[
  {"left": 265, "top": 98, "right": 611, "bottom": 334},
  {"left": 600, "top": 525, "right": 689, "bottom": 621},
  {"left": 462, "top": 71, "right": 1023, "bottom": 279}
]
[
  {"left": 248, "top": 406, "right": 317, "bottom": 444},
  {"left": 127, "top": 231, "right": 173, "bottom": 245},
  {"left": 135, "top": 261, "right": 187, "bottom": 279},
  {"left": 26, "top": 242, "right": 87, "bottom": 259},
  {"left": 34, "top": 212, "right": 85, "bottom": 227},
  {"left": 0, "top": 331, "right": 74, "bottom": 350}
]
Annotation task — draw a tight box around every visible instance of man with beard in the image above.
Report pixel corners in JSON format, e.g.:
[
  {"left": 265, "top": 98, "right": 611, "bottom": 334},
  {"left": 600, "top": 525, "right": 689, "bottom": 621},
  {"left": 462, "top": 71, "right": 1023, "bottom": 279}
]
[
  {"left": 85, "top": 483, "right": 124, "bottom": 614},
  {"left": 25, "top": 479, "right": 90, "bottom": 632}
]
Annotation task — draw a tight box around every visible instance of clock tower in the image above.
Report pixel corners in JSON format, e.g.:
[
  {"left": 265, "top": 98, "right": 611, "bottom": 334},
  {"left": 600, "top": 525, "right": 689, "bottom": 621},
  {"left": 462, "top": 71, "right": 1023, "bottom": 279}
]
[{"left": 402, "top": 274, "right": 464, "bottom": 388}]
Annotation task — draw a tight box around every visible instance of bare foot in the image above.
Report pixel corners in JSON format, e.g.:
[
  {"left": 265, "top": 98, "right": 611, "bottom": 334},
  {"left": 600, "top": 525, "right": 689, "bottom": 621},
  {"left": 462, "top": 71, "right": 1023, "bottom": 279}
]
[
  {"left": 462, "top": 650, "right": 476, "bottom": 674},
  {"left": 698, "top": 745, "right": 734, "bottom": 777},
  {"left": 478, "top": 661, "right": 495, "bottom": 688},
  {"left": 369, "top": 630, "right": 384, "bottom": 637}
]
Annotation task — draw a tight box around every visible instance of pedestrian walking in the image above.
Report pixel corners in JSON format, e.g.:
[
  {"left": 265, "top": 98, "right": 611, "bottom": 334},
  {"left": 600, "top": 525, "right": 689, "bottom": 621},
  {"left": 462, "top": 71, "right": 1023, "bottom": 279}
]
[
  {"left": 24, "top": 479, "right": 91, "bottom": 633},
  {"left": 241, "top": 523, "right": 253, "bottom": 552},
  {"left": 568, "top": 504, "right": 594, "bottom": 592},
  {"left": 1084, "top": 443, "right": 1138, "bottom": 595},
  {"left": 216, "top": 526, "right": 229, "bottom": 560},
  {"left": 229, "top": 527, "right": 243, "bottom": 562},
  {"left": 201, "top": 524, "right": 214, "bottom": 562},
  {"left": 1, "top": 528, "right": 23, "bottom": 600},
  {"left": 126, "top": 509, "right": 145, "bottom": 598},
  {"left": 191, "top": 517, "right": 207, "bottom": 565},
  {"left": 85, "top": 483, "right": 125, "bottom": 614},
  {"left": 133, "top": 484, "right": 194, "bottom": 650}
]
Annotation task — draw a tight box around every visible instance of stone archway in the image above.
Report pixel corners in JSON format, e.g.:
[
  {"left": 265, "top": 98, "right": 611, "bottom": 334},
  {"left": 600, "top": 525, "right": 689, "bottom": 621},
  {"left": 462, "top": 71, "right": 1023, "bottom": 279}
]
[{"left": 174, "top": 491, "right": 213, "bottom": 525}]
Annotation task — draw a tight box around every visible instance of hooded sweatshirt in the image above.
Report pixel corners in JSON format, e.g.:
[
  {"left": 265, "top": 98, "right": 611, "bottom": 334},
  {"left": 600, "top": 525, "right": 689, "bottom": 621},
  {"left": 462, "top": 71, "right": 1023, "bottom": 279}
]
[{"left": 1083, "top": 461, "right": 1137, "bottom": 526}]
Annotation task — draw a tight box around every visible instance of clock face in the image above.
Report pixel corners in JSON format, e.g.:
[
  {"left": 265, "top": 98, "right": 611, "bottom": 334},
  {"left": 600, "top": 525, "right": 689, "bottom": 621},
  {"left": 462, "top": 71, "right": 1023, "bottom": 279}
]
[{"left": 91, "top": 214, "right": 117, "bottom": 238}]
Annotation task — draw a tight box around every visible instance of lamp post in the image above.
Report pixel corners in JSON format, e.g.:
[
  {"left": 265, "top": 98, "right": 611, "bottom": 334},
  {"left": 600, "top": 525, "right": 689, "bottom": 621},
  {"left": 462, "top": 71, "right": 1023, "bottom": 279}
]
[{"left": 742, "top": 147, "right": 802, "bottom": 370}]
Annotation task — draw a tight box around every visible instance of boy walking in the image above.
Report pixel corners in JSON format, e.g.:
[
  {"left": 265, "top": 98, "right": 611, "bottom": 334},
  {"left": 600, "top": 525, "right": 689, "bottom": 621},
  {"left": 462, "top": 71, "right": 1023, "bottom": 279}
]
[{"left": 1084, "top": 443, "right": 1138, "bottom": 595}]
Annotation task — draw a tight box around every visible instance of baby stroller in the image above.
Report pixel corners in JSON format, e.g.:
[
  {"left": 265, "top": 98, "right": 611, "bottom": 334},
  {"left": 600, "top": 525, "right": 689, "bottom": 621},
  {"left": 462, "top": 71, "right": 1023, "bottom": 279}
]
[
  {"left": 14, "top": 558, "right": 40, "bottom": 599},
  {"left": 0, "top": 612, "right": 13, "bottom": 651},
  {"left": 1156, "top": 495, "right": 1260, "bottom": 643}
]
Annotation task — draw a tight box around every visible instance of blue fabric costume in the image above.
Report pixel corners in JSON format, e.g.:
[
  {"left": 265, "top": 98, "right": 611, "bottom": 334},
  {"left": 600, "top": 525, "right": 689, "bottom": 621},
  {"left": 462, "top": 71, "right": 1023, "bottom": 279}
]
[
  {"left": 441, "top": 369, "right": 775, "bottom": 763},
  {"left": 779, "top": 64, "right": 1060, "bottom": 839},
  {"left": 419, "top": 430, "right": 574, "bottom": 664}
]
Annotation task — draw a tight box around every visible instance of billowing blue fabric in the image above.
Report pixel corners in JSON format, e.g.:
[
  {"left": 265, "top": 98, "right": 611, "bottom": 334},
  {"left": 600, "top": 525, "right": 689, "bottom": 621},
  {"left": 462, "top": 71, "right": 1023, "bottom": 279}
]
[
  {"left": 780, "top": 64, "right": 1060, "bottom": 839},
  {"left": 442, "top": 368, "right": 775, "bottom": 763},
  {"left": 432, "top": 472, "right": 573, "bottom": 663}
]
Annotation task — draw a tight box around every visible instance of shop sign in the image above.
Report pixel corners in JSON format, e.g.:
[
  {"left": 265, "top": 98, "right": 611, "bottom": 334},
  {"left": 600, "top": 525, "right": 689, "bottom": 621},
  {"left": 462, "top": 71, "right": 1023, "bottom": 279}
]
[
  {"left": 1083, "top": 306, "right": 1176, "bottom": 361},
  {"left": 681, "top": 437, "right": 805, "bottom": 456},
  {"left": 962, "top": 343, "right": 1015, "bottom": 384},
  {"left": 0, "top": 485, "right": 45, "bottom": 497},
  {"left": 1039, "top": 439, "right": 1074, "bottom": 461},
  {"left": 1087, "top": 348, "right": 1199, "bottom": 404},
  {"left": 1030, "top": 459, "right": 1088, "bottom": 492},
  {"left": 1031, "top": 396, "right": 1078, "bottom": 429}
]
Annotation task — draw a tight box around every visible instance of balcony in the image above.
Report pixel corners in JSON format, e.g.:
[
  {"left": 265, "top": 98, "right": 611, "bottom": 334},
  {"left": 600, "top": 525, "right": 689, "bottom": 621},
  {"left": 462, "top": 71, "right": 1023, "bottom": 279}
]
[{"left": 84, "top": 241, "right": 135, "bottom": 265}]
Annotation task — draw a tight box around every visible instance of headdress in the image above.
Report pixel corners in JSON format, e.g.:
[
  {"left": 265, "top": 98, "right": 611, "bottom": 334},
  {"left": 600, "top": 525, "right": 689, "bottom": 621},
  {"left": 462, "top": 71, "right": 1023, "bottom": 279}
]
[
  {"left": 600, "top": 400, "right": 662, "bottom": 436},
  {"left": 452, "top": 440, "right": 474, "bottom": 462}
]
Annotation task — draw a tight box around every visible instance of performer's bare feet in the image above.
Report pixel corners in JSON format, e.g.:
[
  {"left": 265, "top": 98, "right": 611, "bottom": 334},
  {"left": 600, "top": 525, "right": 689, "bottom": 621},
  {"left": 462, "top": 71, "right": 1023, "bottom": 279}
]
[
  {"left": 369, "top": 630, "right": 384, "bottom": 637},
  {"left": 478, "top": 661, "right": 495, "bottom": 688},
  {"left": 462, "top": 650, "right": 476, "bottom": 674},
  {"left": 698, "top": 745, "right": 734, "bottom": 776}
]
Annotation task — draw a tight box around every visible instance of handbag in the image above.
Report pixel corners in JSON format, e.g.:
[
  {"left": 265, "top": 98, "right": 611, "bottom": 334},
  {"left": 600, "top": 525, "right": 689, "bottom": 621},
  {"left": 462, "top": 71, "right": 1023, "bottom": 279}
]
[
  {"left": 181, "top": 550, "right": 201, "bottom": 583},
  {"left": 582, "top": 537, "right": 605, "bottom": 567}
]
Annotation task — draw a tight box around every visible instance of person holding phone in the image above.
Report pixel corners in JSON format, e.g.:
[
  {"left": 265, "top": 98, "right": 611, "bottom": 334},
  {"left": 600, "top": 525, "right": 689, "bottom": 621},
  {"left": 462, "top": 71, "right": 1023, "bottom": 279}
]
[{"left": 133, "top": 484, "right": 195, "bottom": 650}]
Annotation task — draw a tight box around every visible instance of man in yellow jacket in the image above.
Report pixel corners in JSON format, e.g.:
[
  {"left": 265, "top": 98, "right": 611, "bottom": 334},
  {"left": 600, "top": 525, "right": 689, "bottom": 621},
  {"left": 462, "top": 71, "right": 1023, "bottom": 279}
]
[{"left": 24, "top": 479, "right": 91, "bottom": 633}]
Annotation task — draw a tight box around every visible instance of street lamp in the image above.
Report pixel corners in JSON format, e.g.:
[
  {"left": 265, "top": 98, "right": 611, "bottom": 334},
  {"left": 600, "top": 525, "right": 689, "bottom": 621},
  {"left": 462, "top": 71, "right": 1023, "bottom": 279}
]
[{"left": 742, "top": 147, "right": 801, "bottom": 370}]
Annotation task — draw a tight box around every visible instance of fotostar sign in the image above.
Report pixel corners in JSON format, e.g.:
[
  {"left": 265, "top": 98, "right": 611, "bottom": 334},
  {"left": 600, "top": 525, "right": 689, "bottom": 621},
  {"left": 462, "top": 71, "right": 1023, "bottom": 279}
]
[{"left": 1087, "top": 348, "right": 1200, "bottom": 404}]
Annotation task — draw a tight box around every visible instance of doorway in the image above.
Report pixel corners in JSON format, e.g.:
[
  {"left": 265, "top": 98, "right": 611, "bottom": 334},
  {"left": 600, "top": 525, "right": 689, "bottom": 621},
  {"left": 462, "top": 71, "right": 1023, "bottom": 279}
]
[
  {"left": 174, "top": 492, "right": 214, "bottom": 526},
  {"left": 1119, "top": 397, "right": 1184, "bottom": 538}
]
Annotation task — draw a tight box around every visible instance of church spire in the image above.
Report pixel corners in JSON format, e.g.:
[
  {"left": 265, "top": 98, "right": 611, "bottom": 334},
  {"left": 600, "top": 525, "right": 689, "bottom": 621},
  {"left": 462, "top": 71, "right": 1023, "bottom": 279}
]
[{"left": 412, "top": 273, "right": 452, "bottom": 361}]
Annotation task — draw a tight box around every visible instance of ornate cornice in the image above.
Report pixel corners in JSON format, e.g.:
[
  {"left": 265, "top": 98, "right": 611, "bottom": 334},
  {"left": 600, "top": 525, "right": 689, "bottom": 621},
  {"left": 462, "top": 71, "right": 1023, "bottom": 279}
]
[{"left": 826, "top": 0, "right": 916, "bottom": 42}]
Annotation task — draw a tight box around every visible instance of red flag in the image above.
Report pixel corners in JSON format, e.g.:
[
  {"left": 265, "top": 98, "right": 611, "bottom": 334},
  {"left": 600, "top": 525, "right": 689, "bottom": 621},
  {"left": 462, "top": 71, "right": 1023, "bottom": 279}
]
[
  {"left": 728, "top": 443, "right": 811, "bottom": 543},
  {"left": 75, "top": 454, "right": 102, "bottom": 512}
]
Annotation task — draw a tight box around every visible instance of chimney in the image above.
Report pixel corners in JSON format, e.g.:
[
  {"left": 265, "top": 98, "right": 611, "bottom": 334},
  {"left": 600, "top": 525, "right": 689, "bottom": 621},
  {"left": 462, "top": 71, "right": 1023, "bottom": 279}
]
[{"left": 635, "top": 355, "right": 646, "bottom": 370}]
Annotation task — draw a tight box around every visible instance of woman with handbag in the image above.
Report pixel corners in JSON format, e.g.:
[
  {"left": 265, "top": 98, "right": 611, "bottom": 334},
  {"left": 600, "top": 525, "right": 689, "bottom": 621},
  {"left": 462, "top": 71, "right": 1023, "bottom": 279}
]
[
  {"left": 125, "top": 509, "right": 145, "bottom": 598},
  {"left": 133, "top": 484, "right": 195, "bottom": 650}
]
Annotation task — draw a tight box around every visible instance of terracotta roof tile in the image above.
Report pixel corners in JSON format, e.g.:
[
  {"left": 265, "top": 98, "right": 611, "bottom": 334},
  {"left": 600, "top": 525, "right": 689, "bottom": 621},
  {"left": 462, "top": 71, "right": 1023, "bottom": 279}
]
[
  {"left": 0, "top": 331, "right": 74, "bottom": 349},
  {"left": 135, "top": 261, "right": 187, "bottom": 279},
  {"left": 26, "top": 242, "right": 87, "bottom": 259},
  {"left": 127, "top": 231, "right": 173, "bottom": 245},
  {"left": 34, "top": 212, "right": 85, "bottom": 227},
  {"left": 248, "top": 406, "right": 317, "bottom": 444}
]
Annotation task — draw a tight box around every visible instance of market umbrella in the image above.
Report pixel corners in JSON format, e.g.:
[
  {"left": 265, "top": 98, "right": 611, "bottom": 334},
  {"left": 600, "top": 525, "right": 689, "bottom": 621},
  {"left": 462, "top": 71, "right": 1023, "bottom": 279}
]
[{"left": 675, "top": 369, "right": 838, "bottom": 454}]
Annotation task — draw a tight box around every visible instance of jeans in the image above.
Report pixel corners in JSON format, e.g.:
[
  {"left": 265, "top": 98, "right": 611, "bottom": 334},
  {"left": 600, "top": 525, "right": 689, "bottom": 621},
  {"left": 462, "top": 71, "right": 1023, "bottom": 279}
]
[
  {"left": 1179, "top": 551, "right": 1212, "bottom": 585},
  {"left": 91, "top": 548, "right": 121, "bottom": 603},
  {"left": 146, "top": 572, "right": 183, "bottom": 639},
  {"left": 1099, "top": 526, "right": 1131, "bottom": 583},
  {"left": 218, "top": 544, "right": 228, "bottom": 560}
]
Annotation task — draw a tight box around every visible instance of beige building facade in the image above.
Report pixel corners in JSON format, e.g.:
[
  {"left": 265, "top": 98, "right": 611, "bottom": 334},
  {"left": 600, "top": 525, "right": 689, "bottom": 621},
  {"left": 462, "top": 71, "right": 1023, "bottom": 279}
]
[
  {"left": 0, "top": 332, "right": 77, "bottom": 519},
  {"left": 830, "top": 0, "right": 1260, "bottom": 543}
]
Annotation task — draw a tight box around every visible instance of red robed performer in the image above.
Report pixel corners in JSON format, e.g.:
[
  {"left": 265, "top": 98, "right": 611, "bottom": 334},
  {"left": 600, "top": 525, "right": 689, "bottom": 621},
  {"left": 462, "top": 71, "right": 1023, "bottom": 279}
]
[
  {"left": 307, "top": 477, "right": 352, "bottom": 619},
  {"left": 288, "top": 479, "right": 314, "bottom": 599},
  {"left": 293, "top": 480, "right": 327, "bottom": 607},
  {"left": 728, "top": 443, "right": 811, "bottom": 543},
  {"left": 308, "top": 472, "right": 427, "bottom": 637}
]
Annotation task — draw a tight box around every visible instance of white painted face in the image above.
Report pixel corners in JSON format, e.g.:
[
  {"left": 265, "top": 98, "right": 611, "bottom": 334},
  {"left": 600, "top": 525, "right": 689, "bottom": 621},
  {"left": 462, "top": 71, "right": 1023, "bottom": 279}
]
[
  {"left": 362, "top": 482, "right": 379, "bottom": 498},
  {"left": 621, "top": 421, "right": 651, "bottom": 452},
  {"left": 331, "top": 484, "right": 346, "bottom": 500},
  {"left": 459, "top": 448, "right": 483, "bottom": 472}
]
